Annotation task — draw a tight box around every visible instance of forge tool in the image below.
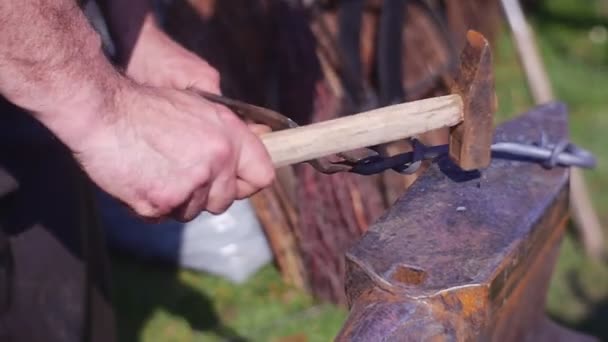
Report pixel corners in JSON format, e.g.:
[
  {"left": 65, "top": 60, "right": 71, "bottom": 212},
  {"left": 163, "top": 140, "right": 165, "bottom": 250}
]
[{"left": 196, "top": 31, "right": 594, "bottom": 175}]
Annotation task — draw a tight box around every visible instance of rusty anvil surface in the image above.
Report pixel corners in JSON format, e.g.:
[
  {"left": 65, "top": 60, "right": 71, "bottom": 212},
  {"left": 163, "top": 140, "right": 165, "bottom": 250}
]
[{"left": 336, "top": 103, "right": 596, "bottom": 341}]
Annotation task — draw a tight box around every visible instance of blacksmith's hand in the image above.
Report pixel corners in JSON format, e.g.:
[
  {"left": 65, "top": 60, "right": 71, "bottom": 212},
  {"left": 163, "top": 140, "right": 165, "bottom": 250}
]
[{"left": 67, "top": 79, "right": 275, "bottom": 221}]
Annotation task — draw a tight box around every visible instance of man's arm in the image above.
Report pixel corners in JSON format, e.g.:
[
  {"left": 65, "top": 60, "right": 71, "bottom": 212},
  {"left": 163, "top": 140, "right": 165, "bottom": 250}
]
[
  {"left": 0, "top": 0, "right": 274, "bottom": 220},
  {"left": 0, "top": 0, "right": 122, "bottom": 147}
]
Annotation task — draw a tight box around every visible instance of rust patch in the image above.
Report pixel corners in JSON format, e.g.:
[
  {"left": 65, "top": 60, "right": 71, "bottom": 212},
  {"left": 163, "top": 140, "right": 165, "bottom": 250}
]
[{"left": 390, "top": 265, "right": 427, "bottom": 286}]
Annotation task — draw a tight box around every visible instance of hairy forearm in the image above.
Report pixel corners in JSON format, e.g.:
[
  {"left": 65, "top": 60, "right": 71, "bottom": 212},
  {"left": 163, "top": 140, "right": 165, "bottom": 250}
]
[{"left": 0, "top": 0, "right": 125, "bottom": 146}]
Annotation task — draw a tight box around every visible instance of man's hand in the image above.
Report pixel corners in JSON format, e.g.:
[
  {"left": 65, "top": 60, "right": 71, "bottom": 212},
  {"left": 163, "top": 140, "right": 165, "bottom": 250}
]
[
  {"left": 124, "top": 15, "right": 221, "bottom": 94},
  {"left": 74, "top": 82, "right": 274, "bottom": 221}
]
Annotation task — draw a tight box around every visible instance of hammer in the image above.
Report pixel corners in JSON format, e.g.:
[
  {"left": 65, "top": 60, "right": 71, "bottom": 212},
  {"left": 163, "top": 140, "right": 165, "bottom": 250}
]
[{"left": 201, "top": 30, "right": 496, "bottom": 172}]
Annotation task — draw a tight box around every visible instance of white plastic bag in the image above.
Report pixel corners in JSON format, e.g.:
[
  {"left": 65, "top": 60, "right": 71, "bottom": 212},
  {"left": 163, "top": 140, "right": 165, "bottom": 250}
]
[
  {"left": 96, "top": 191, "right": 272, "bottom": 284},
  {"left": 177, "top": 199, "right": 273, "bottom": 283}
]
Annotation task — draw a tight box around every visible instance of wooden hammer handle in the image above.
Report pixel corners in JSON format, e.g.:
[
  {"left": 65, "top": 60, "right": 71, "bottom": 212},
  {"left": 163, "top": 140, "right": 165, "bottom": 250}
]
[{"left": 262, "top": 95, "right": 463, "bottom": 168}]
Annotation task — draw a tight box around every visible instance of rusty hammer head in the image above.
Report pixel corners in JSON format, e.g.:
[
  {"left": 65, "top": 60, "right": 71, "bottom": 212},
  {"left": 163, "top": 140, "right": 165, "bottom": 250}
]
[{"left": 448, "top": 30, "right": 497, "bottom": 171}]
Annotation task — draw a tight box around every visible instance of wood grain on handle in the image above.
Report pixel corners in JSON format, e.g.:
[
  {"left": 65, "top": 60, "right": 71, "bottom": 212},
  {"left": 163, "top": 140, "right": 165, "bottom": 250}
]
[{"left": 262, "top": 94, "right": 464, "bottom": 168}]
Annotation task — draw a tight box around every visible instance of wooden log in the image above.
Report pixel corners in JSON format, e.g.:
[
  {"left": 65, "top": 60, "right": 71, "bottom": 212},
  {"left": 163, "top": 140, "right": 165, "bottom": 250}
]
[
  {"left": 250, "top": 181, "right": 307, "bottom": 289},
  {"left": 501, "top": 0, "right": 553, "bottom": 104}
]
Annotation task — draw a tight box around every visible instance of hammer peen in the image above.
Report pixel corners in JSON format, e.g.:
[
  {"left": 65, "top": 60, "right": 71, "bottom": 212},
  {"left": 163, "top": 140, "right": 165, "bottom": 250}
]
[{"left": 199, "top": 30, "right": 497, "bottom": 172}]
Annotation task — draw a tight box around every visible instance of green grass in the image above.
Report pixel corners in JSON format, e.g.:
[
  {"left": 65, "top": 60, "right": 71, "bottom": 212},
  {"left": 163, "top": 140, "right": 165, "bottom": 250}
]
[
  {"left": 111, "top": 254, "right": 346, "bottom": 342},
  {"left": 110, "top": 1, "right": 608, "bottom": 340}
]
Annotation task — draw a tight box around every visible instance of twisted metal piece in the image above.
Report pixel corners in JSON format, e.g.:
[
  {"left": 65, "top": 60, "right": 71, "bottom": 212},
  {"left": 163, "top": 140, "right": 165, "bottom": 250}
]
[{"left": 350, "top": 138, "right": 597, "bottom": 175}]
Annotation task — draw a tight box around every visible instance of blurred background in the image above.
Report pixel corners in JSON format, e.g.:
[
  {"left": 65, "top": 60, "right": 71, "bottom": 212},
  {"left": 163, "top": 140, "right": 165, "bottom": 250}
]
[{"left": 90, "top": 0, "right": 608, "bottom": 341}]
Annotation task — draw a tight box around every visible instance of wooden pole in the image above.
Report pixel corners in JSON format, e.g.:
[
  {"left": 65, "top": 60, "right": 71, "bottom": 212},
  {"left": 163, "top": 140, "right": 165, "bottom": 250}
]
[
  {"left": 500, "top": 0, "right": 605, "bottom": 259},
  {"left": 501, "top": 0, "right": 553, "bottom": 104}
]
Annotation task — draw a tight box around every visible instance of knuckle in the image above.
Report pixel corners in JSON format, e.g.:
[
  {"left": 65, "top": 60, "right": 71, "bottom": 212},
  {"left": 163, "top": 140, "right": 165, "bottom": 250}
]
[
  {"left": 131, "top": 199, "right": 163, "bottom": 219},
  {"left": 144, "top": 186, "right": 186, "bottom": 217},
  {"left": 188, "top": 166, "right": 212, "bottom": 188},
  {"left": 209, "top": 138, "right": 234, "bottom": 165},
  {"left": 206, "top": 178, "right": 237, "bottom": 214}
]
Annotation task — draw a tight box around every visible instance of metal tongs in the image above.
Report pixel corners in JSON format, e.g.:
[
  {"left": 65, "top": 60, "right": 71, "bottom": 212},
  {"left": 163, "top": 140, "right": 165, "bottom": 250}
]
[{"left": 196, "top": 90, "right": 381, "bottom": 174}]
